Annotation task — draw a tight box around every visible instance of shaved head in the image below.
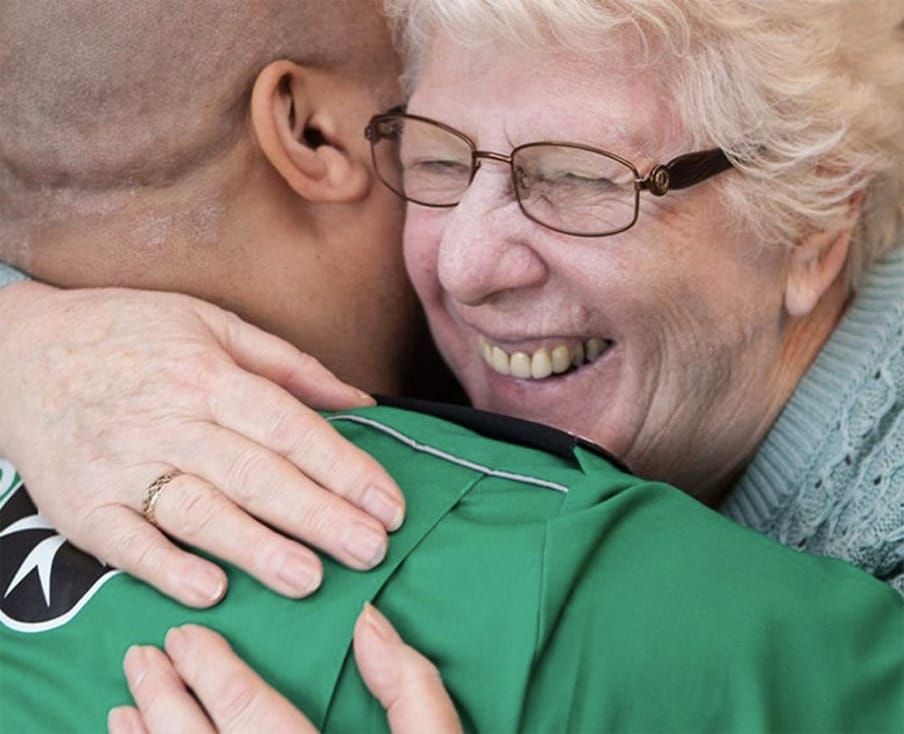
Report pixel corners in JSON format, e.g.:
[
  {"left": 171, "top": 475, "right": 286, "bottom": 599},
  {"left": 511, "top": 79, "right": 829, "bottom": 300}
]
[
  {"left": 0, "top": 1, "right": 417, "bottom": 396},
  {"left": 0, "top": 0, "right": 396, "bottom": 261}
]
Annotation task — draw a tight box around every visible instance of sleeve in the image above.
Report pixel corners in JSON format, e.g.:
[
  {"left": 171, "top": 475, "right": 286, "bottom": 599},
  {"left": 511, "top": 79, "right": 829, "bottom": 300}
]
[{"left": 0, "top": 263, "right": 30, "bottom": 288}]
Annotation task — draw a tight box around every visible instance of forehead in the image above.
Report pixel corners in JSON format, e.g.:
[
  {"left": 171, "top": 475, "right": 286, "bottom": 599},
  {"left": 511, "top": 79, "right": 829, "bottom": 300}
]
[{"left": 407, "top": 33, "right": 681, "bottom": 162}]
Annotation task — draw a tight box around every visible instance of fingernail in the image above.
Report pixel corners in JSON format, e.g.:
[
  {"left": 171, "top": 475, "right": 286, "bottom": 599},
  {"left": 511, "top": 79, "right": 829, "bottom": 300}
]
[
  {"left": 107, "top": 708, "right": 124, "bottom": 734},
  {"left": 363, "top": 602, "right": 399, "bottom": 644},
  {"left": 278, "top": 555, "right": 321, "bottom": 596},
  {"left": 355, "top": 389, "right": 375, "bottom": 405},
  {"left": 108, "top": 707, "right": 140, "bottom": 734},
  {"left": 124, "top": 645, "right": 148, "bottom": 688},
  {"left": 189, "top": 566, "right": 226, "bottom": 605},
  {"left": 165, "top": 626, "right": 186, "bottom": 657},
  {"left": 345, "top": 523, "right": 387, "bottom": 568},
  {"left": 362, "top": 485, "right": 405, "bottom": 531}
]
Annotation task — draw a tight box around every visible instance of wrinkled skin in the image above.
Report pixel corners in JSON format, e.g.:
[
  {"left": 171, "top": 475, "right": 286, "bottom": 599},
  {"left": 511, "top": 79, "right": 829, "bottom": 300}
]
[
  {"left": 0, "top": 283, "right": 403, "bottom": 606},
  {"left": 402, "top": 34, "right": 844, "bottom": 504}
]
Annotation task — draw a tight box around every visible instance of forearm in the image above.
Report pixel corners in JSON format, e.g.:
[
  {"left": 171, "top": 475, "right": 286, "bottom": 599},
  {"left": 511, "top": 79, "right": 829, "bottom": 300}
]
[
  {"left": 0, "top": 267, "right": 53, "bottom": 457},
  {"left": 0, "top": 262, "right": 36, "bottom": 339}
]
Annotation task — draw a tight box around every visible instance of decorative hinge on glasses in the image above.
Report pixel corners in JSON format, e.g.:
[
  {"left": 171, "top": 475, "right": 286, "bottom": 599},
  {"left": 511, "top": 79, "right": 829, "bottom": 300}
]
[{"left": 640, "top": 150, "right": 733, "bottom": 196}]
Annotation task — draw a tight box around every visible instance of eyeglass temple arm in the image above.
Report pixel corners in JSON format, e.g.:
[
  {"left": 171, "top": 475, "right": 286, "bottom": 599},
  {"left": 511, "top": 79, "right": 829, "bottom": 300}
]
[
  {"left": 364, "top": 105, "right": 408, "bottom": 140},
  {"left": 639, "top": 149, "right": 733, "bottom": 196}
]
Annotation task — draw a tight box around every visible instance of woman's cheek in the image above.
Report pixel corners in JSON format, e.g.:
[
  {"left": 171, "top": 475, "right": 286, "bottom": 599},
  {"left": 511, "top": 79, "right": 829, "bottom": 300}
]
[{"left": 403, "top": 211, "right": 443, "bottom": 300}]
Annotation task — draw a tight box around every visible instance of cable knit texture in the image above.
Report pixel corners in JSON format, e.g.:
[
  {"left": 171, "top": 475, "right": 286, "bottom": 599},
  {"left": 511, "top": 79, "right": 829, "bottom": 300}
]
[{"left": 722, "top": 246, "right": 904, "bottom": 595}]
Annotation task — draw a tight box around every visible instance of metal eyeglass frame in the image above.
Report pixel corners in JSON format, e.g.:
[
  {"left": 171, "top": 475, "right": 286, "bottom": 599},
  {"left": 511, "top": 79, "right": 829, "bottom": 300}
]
[{"left": 365, "top": 106, "right": 734, "bottom": 237}]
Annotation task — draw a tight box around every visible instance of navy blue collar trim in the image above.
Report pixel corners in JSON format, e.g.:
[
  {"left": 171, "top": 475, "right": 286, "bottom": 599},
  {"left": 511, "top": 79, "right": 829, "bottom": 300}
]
[{"left": 375, "top": 395, "right": 631, "bottom": 475}]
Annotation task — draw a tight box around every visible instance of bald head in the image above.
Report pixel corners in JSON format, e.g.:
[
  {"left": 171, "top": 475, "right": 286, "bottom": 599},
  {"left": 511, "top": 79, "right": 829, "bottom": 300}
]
[
  {"left": 0, "top": 0, "right": 389, "bottom": 193},
  {"left": 0, "top": 1, "right": 416, "bottom": 394}
]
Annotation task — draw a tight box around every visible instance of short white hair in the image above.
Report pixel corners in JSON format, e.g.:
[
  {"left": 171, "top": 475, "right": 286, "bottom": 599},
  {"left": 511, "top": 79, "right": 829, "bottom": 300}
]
[{"left": 385, "top": 0, "right": 904, "bottom": 289}]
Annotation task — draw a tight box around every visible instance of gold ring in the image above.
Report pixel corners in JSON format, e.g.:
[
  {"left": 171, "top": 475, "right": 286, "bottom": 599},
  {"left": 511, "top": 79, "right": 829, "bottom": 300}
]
[{"left": 141, "top": 471, "right": 182, "bottom": 527}]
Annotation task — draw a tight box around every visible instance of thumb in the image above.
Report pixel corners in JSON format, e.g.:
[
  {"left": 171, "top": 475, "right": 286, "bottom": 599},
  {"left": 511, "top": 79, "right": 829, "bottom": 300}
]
[{"left": 353, "top": 603, "right": 463, "bottom": 734}]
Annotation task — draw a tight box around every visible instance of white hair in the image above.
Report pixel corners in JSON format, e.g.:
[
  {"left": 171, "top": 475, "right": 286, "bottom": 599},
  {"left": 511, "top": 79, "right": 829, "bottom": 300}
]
[{"left": 385, "top": 0, "right": 904, "bottom": 289}]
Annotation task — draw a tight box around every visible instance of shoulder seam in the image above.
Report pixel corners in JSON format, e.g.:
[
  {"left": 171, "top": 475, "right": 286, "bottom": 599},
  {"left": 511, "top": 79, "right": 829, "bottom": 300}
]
[{"left": 327, "top": 415, "right": 569, "bottom": 493}]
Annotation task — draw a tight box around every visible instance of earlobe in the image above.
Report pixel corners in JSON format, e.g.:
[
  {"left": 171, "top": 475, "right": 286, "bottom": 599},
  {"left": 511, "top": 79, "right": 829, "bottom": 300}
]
[
  {"left": 783, "top": 203, "right": 860, "bottom": 317},
  {"left": 250, "top": 60, "right": 370, "bottom": 203}
]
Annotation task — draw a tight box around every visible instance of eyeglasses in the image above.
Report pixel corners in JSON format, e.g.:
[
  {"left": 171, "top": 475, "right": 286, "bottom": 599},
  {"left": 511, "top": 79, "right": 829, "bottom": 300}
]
[{"left": 365, "top": 107, "right": 733, "bottom": 238}]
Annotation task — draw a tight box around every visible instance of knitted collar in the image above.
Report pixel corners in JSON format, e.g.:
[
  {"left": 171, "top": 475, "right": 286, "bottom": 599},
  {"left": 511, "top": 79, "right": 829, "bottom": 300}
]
[{"left": 722, "top": 246, "right": 904, "bottom": 537}]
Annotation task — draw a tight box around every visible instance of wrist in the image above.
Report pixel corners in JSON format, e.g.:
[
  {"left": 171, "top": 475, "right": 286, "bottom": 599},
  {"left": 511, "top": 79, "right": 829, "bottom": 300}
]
[
  {"left": 0, "top": 279, "right": 57, "bottom": 457},
  {"left": 0, "top": 279, "right": 55, "bottom": 322}
]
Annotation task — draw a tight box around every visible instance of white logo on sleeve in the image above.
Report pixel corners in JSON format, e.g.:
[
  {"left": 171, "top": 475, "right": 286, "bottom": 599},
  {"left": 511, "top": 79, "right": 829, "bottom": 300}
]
[{"left": 0, "top": 464, "right": 120, "bottom": 633}]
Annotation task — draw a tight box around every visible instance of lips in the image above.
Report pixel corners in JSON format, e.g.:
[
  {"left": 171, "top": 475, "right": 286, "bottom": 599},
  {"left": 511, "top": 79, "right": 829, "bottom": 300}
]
[{"left": 477, "top": 335, "right": 613, "bottom": 380}]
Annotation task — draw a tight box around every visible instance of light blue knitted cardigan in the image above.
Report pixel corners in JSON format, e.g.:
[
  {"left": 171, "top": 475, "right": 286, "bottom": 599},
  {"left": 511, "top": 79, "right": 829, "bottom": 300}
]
[
  {"left": 722, "top": 247, "right": 904, "bottom": 593},
  {"left": 2, "top": 256, "right": 903, "bottom": 591}
]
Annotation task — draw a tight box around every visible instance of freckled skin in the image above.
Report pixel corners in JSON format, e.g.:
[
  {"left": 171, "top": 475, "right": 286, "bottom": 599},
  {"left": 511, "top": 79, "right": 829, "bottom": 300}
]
[{"left": 403, "top": 34, "right": 836, "bottom": 503}]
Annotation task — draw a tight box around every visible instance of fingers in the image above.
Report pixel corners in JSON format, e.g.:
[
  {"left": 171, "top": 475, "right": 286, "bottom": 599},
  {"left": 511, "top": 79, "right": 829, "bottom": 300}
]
[
  {"left": 161, "top": 625, "right": 317, "bottom": 734},
  {"left": 168, "top": 426, "right": 390, "bottom": 571},
  {"left": 211, "top": 307, "right": 373, "bottom": 411},
  {"left": 150, "top": 472, "right": 323, "bottom": 597},
  {"left": 354, "top": 604, "right": 463, "bottom": 734},
  {"left": 201, "top": 366, "right": 405, "bottom": 532},
  {"left": 117, "top": 616, "right": 461, "bottom": 734},
  {"left": 119, "top": 644, "right": 216, "bottom": 734},
  {"left": 107, "top": 706, "right": 148, "bottom": 734},
  {"left": 93, "top": 506, "right": 227, "bottom": 608}
]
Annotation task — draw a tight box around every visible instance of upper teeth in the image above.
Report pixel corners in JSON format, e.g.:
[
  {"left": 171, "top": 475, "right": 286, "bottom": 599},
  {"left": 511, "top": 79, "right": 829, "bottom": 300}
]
[{"left": 478, "top": 336, "right": 610, "bottom": 380}]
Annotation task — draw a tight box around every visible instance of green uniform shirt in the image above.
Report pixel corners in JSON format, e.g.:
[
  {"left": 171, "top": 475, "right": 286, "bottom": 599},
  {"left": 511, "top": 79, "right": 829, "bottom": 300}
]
[{"left": 1, "top": 404, "right": 902, "bottom": 732}]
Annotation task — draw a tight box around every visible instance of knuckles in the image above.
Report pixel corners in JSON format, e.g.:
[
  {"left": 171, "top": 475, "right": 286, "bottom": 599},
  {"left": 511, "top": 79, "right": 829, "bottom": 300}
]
[
  {"left": 222, "top": 447, "right": 271, "bottom": 507},
  {"left": 165, "top": 482, "right": 223, "bottom": 540},
  {"left": 265, "top": 407, "right": 318, "bottom": 456},
  {"left": 214, "top": 667, "right": 261, "bottom": 730},
  {"left": 176, "top": 351, "right": 235, "bottom": 400},
  {"left": 293, "top": 351, "right": 326, "bottom": 376},
  {"left": 176, "top": 627, "right": 260, "bottom": 730},
  {"left": 402, "top": 648, "right": 444, "bottom": 690}
]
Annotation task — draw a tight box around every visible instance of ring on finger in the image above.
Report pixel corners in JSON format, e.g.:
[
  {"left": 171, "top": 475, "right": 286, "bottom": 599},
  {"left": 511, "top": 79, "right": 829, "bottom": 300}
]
[{"left": 142, "top": 470, "right": 183, "bottom": 527}]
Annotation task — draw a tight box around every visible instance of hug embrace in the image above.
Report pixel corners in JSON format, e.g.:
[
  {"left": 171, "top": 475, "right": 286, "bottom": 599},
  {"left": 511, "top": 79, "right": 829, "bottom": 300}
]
[{"left": 0, "top": 1, "right": 902, "bottom": 732}]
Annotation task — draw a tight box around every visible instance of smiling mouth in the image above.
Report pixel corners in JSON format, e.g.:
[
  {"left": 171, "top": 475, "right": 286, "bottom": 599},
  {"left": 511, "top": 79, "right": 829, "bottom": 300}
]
[{"left": 477, "top": 335, "right": 614, "bottom": 380}]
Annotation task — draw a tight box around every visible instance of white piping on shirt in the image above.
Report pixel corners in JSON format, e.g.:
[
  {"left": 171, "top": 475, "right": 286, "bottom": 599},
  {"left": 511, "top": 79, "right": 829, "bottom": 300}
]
[{"left": 326, "top": 414, "right": 569, "bottom": 494}]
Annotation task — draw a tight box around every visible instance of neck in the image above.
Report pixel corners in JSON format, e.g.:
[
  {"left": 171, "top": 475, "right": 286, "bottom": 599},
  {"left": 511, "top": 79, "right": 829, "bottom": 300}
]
[
  {"left": 22, "top": 156, "right": 413, "bottom": 395},
  {"left": 705, "top": 278, "right": 850, "bottom": 504}
]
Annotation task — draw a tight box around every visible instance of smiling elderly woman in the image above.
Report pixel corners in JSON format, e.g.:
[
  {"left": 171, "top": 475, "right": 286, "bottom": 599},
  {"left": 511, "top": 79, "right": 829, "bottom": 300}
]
[
  {"left": 379, "top": 0, "right": 904, "bottom": 587},
  {"left": 0, "top": 0, "right": 901, "bottom": 598}
]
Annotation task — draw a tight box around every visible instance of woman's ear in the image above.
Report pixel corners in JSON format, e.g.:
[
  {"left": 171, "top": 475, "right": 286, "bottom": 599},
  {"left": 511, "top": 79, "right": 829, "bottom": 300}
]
[
  {"left": 783, "top": 194, "right": 863, "bottom": 317},
  {"left": 250, "top": 60, "right": 370, "bottom": 203}
]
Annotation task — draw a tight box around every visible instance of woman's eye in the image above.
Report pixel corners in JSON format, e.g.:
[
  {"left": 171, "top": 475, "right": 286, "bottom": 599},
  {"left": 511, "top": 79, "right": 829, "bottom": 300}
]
[
  {"left": 561, "top": 172, "right": 615, "bottom": 186},
  {"left": 414, "top": 159, "right": 470, "bottom": 175},
  {"left": 530, "top": 171, "right": 618, "bottom": 192}
]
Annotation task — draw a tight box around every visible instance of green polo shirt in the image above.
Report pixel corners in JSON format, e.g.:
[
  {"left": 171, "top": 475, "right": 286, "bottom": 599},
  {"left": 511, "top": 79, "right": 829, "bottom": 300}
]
[{"left": 1, "top": 404, "right": 901, "bottom": 732}]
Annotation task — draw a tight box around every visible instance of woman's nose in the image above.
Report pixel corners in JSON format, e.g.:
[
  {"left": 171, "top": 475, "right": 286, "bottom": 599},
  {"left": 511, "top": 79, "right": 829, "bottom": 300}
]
[{"left": 436, "top": 171, "right": 549, "bottom": 307}]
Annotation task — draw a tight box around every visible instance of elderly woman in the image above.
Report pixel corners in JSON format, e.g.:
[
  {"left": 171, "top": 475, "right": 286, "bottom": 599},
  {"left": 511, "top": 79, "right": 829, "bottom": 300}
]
[
  {"left": 0, "top": 0, "right": 901, "bottom": 730},
  {"left": 390, "top": 0, "right": 904, "bottom": 589},
  {"left": 390, "top": 0, "right": 903, "bottom": 553}
]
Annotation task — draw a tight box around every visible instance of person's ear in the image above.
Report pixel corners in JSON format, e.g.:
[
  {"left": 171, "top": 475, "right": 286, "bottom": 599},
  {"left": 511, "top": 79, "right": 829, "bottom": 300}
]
[
  {"left": 250, "top": 60, "right": 369, "bottom": 202},
  {"left": 783, "top": 194, "right": 863, "bottom": 317}
]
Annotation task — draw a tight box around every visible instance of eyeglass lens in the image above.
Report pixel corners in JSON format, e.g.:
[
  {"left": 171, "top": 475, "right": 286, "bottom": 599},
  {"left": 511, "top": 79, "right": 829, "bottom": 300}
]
[
  {"left": 513, "top": 145, "right": 637, "bottom": 235},
  {"left": 370, "top": 115, "right": 640, "bottom": 236}
]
